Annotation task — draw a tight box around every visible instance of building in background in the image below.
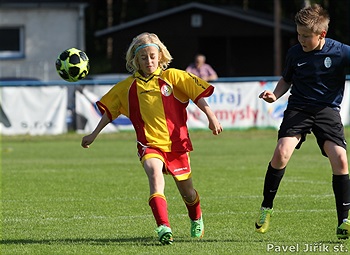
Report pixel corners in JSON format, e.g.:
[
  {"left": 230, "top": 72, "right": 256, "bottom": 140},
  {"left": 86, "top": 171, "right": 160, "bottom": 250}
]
[
  {"left": 0, "top": 0, "right": 88, "bottom": 81},
  {"left": 95, "top": 2, "right": 296, "bottom": 77}
]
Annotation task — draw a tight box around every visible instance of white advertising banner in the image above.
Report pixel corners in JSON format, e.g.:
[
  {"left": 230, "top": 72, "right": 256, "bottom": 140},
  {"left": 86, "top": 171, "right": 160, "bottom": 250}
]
[
  {"left": 75, "top": 86, "right": 133, "bottom": 134},
  {"left": 187, "top": 81, "right": 290, "bottom": 129},
  {"left": 0, "top": 86, "right": 67, "bottom": 135},
  {"left": 189, "top": 80, "right": 350, "bottom": 129},
  {"left": 3, "top": 80, "right": 347, "bottom": 135},
  {"left": 75, "top": 81, "right": 350, "bottom": 134},
  {"left": 340, "top": 81, "right": 350, "bottom": 125}
]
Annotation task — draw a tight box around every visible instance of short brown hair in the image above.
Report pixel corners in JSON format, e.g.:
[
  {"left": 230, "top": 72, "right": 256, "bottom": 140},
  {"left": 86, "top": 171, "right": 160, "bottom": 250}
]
[{"left": 295, "top": 4, "right": 330, "bottom": 34}]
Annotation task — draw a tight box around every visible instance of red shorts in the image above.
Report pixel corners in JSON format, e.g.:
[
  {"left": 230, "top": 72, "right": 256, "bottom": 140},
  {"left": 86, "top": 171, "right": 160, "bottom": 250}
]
[{"left": 138, "top": 145, "right": 192, "bottom": 181}]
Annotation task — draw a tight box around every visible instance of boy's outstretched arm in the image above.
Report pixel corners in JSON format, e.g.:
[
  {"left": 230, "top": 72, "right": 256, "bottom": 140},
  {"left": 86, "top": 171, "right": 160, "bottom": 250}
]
[
  {"left": 81, "top": 112, "right": 111, "bottom": 148},
  {"left": 196, "top": 97, "right": 223, "bottom": 135},
  {"left": 259, "top": 77, "right": 291, "bottom": 103}
]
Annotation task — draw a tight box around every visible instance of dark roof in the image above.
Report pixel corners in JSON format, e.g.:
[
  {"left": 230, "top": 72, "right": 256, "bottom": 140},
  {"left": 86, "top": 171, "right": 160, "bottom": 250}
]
[{"left": 95, "top": 2, "right": 295, "bottom": 37}]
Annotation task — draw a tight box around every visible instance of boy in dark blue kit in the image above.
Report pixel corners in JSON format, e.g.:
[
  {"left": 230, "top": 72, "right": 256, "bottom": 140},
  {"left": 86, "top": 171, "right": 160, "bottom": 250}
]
[{"left": 256, "top": 4, "right": 350, "bottom": 239}]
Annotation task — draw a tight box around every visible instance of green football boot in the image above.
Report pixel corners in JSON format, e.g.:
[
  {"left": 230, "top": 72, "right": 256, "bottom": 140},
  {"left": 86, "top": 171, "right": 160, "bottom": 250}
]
[
  {"left": 155, "top": 225, "right": 173, "bottom": 245},
  {"left": 337, "top": 219, "right": 350, "bottom": 240},
  {"left": 191, "top": 215, "right": 204, "bottom": 238},
  {"left": 255, "top": 207, "right": 273, "bottom": 233}
]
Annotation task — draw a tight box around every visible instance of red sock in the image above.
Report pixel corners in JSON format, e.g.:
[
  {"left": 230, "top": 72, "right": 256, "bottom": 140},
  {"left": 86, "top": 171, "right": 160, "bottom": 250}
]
[
  {"left": 184, "top": 190, "right": 202, "bottom": 220},
  {"left": 148, "top": 193, "right": 170, "bottom": 227}
]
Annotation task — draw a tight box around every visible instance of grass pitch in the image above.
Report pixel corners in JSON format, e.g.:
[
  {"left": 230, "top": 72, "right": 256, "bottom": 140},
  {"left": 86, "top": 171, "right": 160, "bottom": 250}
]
[{"left": 1, "top": 129, "right": 350, "bottom": 254}]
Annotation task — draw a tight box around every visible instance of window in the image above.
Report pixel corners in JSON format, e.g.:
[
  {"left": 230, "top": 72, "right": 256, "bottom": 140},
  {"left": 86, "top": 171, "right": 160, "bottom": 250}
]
[
  {"left": 191, "top": 14, "right": 202, "bottom": 28},
  {"left": 0, "top": 27, "right": 24, "bottom": 59}
]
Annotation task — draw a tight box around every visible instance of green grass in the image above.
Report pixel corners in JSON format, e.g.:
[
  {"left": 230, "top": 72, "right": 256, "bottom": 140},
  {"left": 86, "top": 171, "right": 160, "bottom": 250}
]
[{"left": 1, "top": 129, "right": 350, "bottom": 254}]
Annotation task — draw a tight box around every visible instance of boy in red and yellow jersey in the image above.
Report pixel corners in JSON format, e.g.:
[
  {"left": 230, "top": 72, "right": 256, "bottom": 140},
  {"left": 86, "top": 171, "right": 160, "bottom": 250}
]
[{"left": 81, "top": 32, "right": 222, "bottom": 245}]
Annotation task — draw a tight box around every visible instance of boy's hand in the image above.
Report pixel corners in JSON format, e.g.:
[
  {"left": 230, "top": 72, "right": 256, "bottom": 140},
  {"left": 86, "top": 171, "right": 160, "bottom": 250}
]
[{"left": 259, "top": 90, "right": 277, "bottom": 103}]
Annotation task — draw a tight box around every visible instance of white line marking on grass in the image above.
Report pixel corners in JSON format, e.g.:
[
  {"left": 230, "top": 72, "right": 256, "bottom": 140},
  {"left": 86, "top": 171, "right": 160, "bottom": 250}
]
[
  {"left": 204, "top": 194, "right": 333, "bottom": 200},
  {"left": 3, "top": 207, "right": 335, "bottom": 224},
  {"left": 283, "top": 179, "right": 328, "bottom": 185},
  {"left": 255, "top": 177, "right": 329, "bottom": 185}
]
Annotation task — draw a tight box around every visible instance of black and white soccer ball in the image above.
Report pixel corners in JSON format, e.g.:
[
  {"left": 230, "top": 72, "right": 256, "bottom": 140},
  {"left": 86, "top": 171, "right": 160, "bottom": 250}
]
[{"left": 55, "top": 48, "right": 90, "bottom": 82}]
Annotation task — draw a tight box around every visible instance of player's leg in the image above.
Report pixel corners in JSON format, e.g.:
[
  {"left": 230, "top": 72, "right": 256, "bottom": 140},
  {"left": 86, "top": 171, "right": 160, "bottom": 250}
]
[
  {"left": 323, "top": 141, "right": 350, "bottom": 239},
  {"left": 314, "top": 107, "right": 350, "bottom": 239},
  {"left": 143, "top": 157, "right": 173, "bottom": 244},
  {"left": 264, "top": 135, "right": 301, "bottom": 206},
  {"left": 175, "top": 178, "right": 204, "bottom": 238},
  {"left": 144, "top": 157, "right": 166, "bottom": 195},
  {"left": 255, "top": 135, "right": 301, "bottom": 233}
]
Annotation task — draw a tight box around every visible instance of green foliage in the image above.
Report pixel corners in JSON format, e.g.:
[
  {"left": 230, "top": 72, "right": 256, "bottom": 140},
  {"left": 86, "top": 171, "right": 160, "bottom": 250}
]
[{"left": 1, "top": 130, "right": 350, "bottom": 254}]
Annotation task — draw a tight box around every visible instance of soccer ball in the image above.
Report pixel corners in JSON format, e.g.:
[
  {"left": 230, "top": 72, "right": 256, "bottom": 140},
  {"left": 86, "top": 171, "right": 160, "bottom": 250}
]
[{"left": 55, "top": 48, "right": 90, "bottom": 82}]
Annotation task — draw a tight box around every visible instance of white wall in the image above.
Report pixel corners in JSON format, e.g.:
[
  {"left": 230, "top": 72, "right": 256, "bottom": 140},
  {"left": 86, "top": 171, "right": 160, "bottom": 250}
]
[{"left": 0, "top": 5, "right": 86, "bottom": 81}]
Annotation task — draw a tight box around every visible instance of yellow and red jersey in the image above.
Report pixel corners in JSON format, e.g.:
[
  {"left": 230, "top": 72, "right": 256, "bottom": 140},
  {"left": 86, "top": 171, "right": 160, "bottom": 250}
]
[{"left": 96, "top": 68, "right": 214, "bottom": 152}]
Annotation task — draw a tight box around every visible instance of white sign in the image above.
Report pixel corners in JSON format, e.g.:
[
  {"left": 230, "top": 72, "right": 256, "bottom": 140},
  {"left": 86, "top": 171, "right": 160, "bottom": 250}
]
[
  {"left": 75, "top": 81, "right": 350, "bottom": 133},
  {"left": 0, "top": 86, "right": 67, "bottom": 135},
  {"left": 1, "top": 80, "right": 349, "bottom": 135},
  {"left": 75, "top": 86, "right": 132, "bottom": 134}
]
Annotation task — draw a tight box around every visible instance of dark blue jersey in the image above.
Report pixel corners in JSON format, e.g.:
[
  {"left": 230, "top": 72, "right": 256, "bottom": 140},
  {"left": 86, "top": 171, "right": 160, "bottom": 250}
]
[{"left": 282, "top": 38, "right": 350, "bottom": 109}]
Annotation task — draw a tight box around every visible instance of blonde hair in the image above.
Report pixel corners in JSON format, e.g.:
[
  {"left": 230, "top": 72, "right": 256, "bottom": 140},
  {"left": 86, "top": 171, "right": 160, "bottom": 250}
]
[
  {"left": 295, "top": 4, "right": 330, "bottom": 34},
  {"left": 125, "top": 32, "right": 173, "bottom": 73}
]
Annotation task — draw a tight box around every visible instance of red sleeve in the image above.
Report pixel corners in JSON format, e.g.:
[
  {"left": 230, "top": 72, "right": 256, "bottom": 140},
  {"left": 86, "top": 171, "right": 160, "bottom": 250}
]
[
  {"left": 193, "top": 85, "right": 214, "bottom": 104},
  {"left": 96, "top": 101, "right": 113, "bottom": 121}
]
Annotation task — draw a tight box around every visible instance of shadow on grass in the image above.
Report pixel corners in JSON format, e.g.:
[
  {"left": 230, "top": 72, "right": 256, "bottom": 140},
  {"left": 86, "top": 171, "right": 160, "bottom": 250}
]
[
  {"left": 0, "top": 237, "right": 270, "bottom": 246},
  {"left": 0, "top": 237, "right": 155, "bottom": 246}
]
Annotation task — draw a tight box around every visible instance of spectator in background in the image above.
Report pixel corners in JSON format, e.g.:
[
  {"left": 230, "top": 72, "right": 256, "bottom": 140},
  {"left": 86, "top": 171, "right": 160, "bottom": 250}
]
[{"left": 186, "top": 54, "right": 218, "bottom": 81}]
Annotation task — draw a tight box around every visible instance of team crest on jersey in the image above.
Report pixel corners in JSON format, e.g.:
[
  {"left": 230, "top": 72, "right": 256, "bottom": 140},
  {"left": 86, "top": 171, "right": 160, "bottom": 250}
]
[
  {"left": 161, "top": 84, "right": 172, "bottom": 96},
  {"left": 324, "top": 57, "right": 332, "bottom": 68}
]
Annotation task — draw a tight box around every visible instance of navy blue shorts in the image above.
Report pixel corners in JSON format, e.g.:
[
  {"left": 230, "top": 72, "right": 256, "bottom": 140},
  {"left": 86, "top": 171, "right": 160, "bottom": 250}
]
[{"left": 278, "top": 106, "right": 347, "bottom": 157}]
